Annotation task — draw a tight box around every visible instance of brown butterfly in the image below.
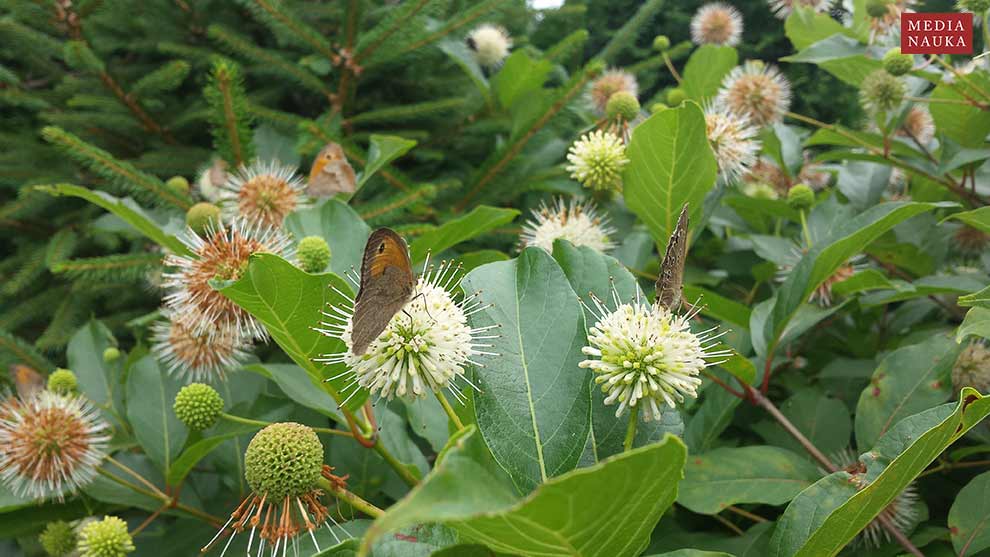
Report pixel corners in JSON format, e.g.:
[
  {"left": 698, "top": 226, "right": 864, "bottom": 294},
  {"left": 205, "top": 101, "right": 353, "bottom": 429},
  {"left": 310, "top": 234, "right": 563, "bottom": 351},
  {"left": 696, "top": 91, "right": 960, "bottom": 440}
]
[
  {"left": 655, "top": 204, "right": 689, "bottom": 311},
  {"left": 9, "top": 364, "right": 44, "bottom": 400},
  {"left": 349, "top": 228, "right": 415, "bottom": 356},
  {"left": 307, "top": 142, "right": 357, "bottom": 198}
]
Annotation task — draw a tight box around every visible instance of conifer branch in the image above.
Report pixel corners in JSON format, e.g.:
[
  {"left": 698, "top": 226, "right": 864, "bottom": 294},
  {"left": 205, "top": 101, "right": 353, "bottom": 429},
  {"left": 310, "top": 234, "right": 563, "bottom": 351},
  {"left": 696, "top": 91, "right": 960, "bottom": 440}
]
[
  {"left": 0, "top": 329, "right": 54, "bottom": 373},
  {"left": 131, "top": 60, "right": 190, "bottom": 96},
  {"left": 597, "top": 0, "right": 665, "bottom": 63},
  {"left": 544, "top": 30, "right": 589, "bottom": 64},
  {"left": 390, "top": 0, "right": 502, "bottom": 60},
  {"left": 354, "top": 0, "right": 432, "bottom": 64},
  {"left": 238, "top": 0, "right": 336, "bottom": 61},
  {"left": 359, "top": 184, "right": 437, "bottom": 222},
  {"left": 36, "top": 295, "right": 90, "bottom": 350},
  {"left": 204, "top": 59, "right": 254, "bottom": 167},
  {"left": 44, "top": 228, "right": 79, "bottom": 270},
  {"left": 346, "top": 98, "right": 467, "bottom": 126},
  {"left": 41, "top": 127, "right": 192, "bottom": 210},
  {"left": 299, "top": 120, "right": 413, "bottom": 192},
  {"left": 53, "top": 253, "right": 163, "bottom": 283},
  {"left": 248, "top": 103, "right": 306, "bottom": 130}
]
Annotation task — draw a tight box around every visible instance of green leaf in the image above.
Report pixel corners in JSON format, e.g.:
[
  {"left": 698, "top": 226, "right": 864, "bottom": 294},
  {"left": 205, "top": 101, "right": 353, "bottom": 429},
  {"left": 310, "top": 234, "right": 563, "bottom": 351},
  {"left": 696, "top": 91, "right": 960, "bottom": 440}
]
[
  {"left": 357, "top": 135, "right": 417, "bottom": 188},
  {"left": 67, "top": 320, "right": 119, "bottom": 411},
  {"left": 782, "top": 34, "right": 881, "bottom": 86},
  {"left": 409, "top": 205, "right": 519, "bottom": 264},
  {"left": 770, "top": 388, "right": 990, "bottom": 557},
  {"left": 362, "top": 427, "right": 686, "bottom": 557},
  {"left": 859, "top": 274, "right": 986, "bottom": 306},
  {"left": 166, "top": 423, "right": 256, "bottom": 486},
  {"left": 945, "top": 206, "right": 990, "bottom": 234},
  {"left": 125, "top": 356, "right": 187, "bottom": 478},
  {"left": 949, "top": 470, "right": 990, "bottom": 556},
  {"left": 766, "top": 201, "right": 952, "bottom": 351},
  {"left": 959, "top": 285, "right": 990, "bottom": 309},
  {"left": 679, "top": 445, "right": 820, "bottom": 514},
  {"left": 493, "top": 51, "right": 552, "bottom": 109},
  {"left": 958, "top": 307, "right": 990, "bottom": 343},
  {"left": 784, "top": 7, "right": 856, "bottom": 50},
  {"left": 284, "top": 199, "right": 371, "bottom": 276},
  {"left": 855, "top": 332, "right": 960, "bottom": 448},
  {"left": 246, "top": 363, "right": 343, "bottom": 421},
  {"left": 755, "top": 389, "right": 852, "bottom": 459},
  {"left": 37, "top": 184, "right": 192, "bottom": 256},
  {"left": 218, "top": 253, "right": 366, "bottom": 410},
  {"left": 646, "top": 552, "right": 734, "bottom": 557},
  {"left": 685, "top": 373, "right": 743, "bottom": 453},
  {"left": 832, "top": 269, "right": 895, "bottom": 296},
  {"left": 930, "top": 72, "right": 990, "bottom": 148},
  {"left": 683, "top": 285, "right": 752, "bottom": 329},
  {"left": 460, "top": 248, "right": 590, "bottom": 491},
  {"left": 622, "top": 102, "right": 718, "bottom": 252},
  {"left": 681, "top": 45, "right": 738, "bottom": 102}
]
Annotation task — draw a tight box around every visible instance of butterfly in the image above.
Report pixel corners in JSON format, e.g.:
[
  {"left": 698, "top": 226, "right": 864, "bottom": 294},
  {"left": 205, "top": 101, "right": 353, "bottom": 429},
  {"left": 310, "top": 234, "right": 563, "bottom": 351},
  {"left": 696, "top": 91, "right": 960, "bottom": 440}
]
[
  {"left": 655, "top": 204, "right": 689, "bottom": 311},
  {"left": 349, "top": 228, "right": 415, "bottom": 356},
  {"left": 9, "top": 364, "right": 44, "bottom": 400},
  {"left": 307, "top": 142, "right": 357, "bottom": 198}
]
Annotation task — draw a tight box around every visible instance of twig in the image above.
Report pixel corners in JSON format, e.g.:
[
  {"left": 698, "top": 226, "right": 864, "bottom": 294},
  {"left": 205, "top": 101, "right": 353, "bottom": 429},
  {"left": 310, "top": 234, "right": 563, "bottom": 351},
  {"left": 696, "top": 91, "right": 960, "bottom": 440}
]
[
  {"left": 726, "top": 505, "right": 768, "bottom": 523},
  {"left": 130, "top": 503, "right": 168, "bottom": 536}
]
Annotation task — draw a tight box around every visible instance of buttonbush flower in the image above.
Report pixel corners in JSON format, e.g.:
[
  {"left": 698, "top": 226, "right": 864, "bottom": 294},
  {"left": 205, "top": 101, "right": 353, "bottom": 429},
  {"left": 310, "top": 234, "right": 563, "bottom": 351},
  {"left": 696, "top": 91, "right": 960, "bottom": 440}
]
[
  {"left": 832, "top": 449, "right": 919, "bottom": 548},
  {"left": 152, "top": 312, "right": 251, "bottom": 382},
  {"left": 691, "top": 3, "right": 743, "bottom": 46},
  {"left": 898, "top": 105, "right": 935, "bottom": 145},
  {"left": 520, "top": 197, "right": 615, "bottom": 253},
  {"left": 589, "top": 69, "right": 638, "bottom": 114},
  {"left": 173, "top": 383, "right": 224, "bottom": 431},
  {"left": 565, "top": 130, "right": 629, "bottom": 193},
  {"left": 467, "top": 24, "right": 511, "bottom": 68},
  {"left": 704, "top": 103, "right": 761, "bottom": 183},
  {"left": 39, "top": 520, "right": 77, "bottom": 557},
  {"left": 860, "top": 70, "right": 905, "bottom": 115},
  {"left": 77, "top": 516, "right": 134, "bottom": 557},
  {"left": 220, "top": 159, "right": 307, "bottom": 228},
  {"left": 717, "top": 61, "right": 791, "bottom": 127}
]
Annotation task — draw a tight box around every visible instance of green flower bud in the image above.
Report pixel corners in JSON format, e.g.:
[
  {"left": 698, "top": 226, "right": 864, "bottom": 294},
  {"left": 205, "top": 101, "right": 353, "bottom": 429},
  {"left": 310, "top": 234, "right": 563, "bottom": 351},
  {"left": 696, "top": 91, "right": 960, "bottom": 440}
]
[
  {"left": 244, "top": 422, "right": 323, "bottom": 500},
  {"left": 650, "top": 102, "right": 670, "bottom": 113},
  {"left": 787, "top": 184, "right": 815, "bottom": 209},
  {"left": 185, "top": 202, "right": 221, "bottom": 235},
  {"left": 47, "top": 369, "right": 78, "bottom": 395},
  {"left": 297, "top": 236, "right": 332, "bottom": 273},
  {"left": 882, "top": 48, "right": 913, "bottom": 76},
  {"left": 866, "top": 0, "right": 892, "bottom": 17},
  {"left": 742, "top": 182, "right": 779, "bottom": 200},
  {"left": 77, "top": 516, "right": 134, "bottom": 557},
  {"left": 605, "top": 91, "right": 641, "bottom": 121},
  {"left": 666, "top": 88, "right": 687, "bottom": 106},
  {"left": 173, "top": 383, "right": 223, "bottom": 431},
  {"left": 653, "top": 35, "right": 671, "bottom": 51},
  {"left": 103, "top": 347, "right": 120, "bottom": 362},
  {"left": 165, "top": 176, "right": 190, "bottom": 195},
  {"left": 859, "top": 69, "right": 905, "bottom": 114},
  {"left": 39, "top": 521, "right": 76, "bottom": 557}
]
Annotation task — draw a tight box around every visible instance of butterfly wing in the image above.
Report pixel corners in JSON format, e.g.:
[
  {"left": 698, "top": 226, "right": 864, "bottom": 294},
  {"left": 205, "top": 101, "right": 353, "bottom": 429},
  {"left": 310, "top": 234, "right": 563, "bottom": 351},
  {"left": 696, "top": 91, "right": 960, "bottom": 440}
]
[
  {"left": 10, "top": 364, "right": 44, "bottom": 400},
  {"left": 655, "top": 204, "right": 689, "bottom": 311},
  {"left": 307, "top": 143, "right": 356, "bottom": 198},
  {"left": 350, "top": 228, "right": 414, "bottom": 355}
]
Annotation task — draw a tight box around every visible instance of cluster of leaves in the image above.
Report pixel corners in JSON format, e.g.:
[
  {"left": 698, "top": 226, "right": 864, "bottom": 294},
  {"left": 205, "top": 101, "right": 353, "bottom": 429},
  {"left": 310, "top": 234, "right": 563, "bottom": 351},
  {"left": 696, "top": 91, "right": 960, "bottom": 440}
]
[{"left": 1, "top": 1, "right": 990, "bottom": 557}]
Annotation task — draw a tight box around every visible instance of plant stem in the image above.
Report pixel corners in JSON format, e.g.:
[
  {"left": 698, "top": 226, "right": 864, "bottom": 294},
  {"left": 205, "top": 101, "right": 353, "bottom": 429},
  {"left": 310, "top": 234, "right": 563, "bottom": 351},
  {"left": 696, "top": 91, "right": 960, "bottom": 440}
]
[
  {"left": 624, "top": 405, "right": 640, "bottom": 451},
  {"left": 220, "top": 412, "right": 353, "bottom": 437},
  {"left": 130, "top": 503, "right": 168, "bottom": 536},
  {"left": 373, "top": 440, "right": 420, "bottom": 488},
  {"left": 918, "top": 458, "right": 990, "bottom": 478},
  {"left": 662, "top": 52, "right": 683, "bottom": 84},
  {"left": 726, "top": 505, "right": 768, "bottom": 523},
  {"left": 97, "top": 467, "right": 223, "bottom": 526},
  {"left": 106, "top": 455, "right": 167, "bottom": 498},
  {"left": 319, "top": 477, "right": 385, "bottom": 518},
  {"left": 799, "top": 209, "right": 812, "bottom": 249},
  {"left": 435, "top": 390, "right": 465, "bottom": 431}
]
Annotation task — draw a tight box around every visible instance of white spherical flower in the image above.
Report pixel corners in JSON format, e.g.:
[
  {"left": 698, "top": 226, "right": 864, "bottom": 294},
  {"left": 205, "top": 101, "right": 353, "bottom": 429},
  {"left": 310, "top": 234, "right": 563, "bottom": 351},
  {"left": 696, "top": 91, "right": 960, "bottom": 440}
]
[
  {"left": 830, "top": 449, "right": 919, "bottom": 549},
  {"left": 0, "top": 391, "right": 109, "bottom": 500},
  {"left": 316, "top": 259, "right": 496, "bottom": 402},
  {"left": 467, "top": 24, "right": 512, "bottom": 68},
  {"left": 704, "top": 103, "right": 761, "bottom": 183},
  {"left": 152, "top": 311, "right": 252, "bottom": 382},
  {"left": 717, "top": 60, "right": 792, "bottom": 127},
  {"left": 898, "top": 105, "right": 935, "bottom": 145},
  {"left": 163, "top": 219, "right": 292, "bottom": 340},
  {"left": 219, "top": 159, "right": 307, "bottom": 228},
  {"left": 565, "top": 130, "right": 629, "bottom": 193},
  {"left": 691, "top": 3, "right": 744, "bottom": 46},
  {"left": 580, "top": 293, "right": 729, "bottom": 422},
  {"left": 520, "top": 198, "right": 615, "bottom": 253},
  {"left": 767, "top": 0, "right": 831, "bottom": 19}
]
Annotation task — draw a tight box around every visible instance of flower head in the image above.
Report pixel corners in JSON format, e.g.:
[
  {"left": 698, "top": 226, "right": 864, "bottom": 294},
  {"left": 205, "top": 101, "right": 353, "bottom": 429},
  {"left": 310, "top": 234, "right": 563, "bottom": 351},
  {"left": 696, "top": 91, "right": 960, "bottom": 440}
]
[
  {"left": 860, "top": 69, "right": 905, "bottom": 114},
  {"left": 691, "top": 3, "right": 743, "bottom": 46},
  {"left": 605, "top": 91, "right": 641, "bottom": 122},
  {"left": 317, "top": 259, "right": 495, "bottom": 402},
  {"left": 163, "top": 219, "right": 292, "bottom": 340},
  {"left": 767, "top": 0, "right": 831, "bottom": 19},
  {"left": 40, "top": 521, "right": 77, "bottom": 557},
  {"left": 0, "top": 391, "right": 109, "bottom": 500},
  {"left": 898, "top": 105, "right": 935, "bottom": 145},
  {"left": 297, "top": 235, "right": 332, "bottom": 273},
  {"left": 77, "top": 516, "right": 134, "bottom": 557},
  {"left": 174, "top": 383, "right": 224, "bottom": 431},
  {"left": 202, "top": 423, "right": 351, "bottom": 556},
  {"left": 867, "top": 0, "right": 917, "bottom": 43},
  {"left": 520, "top": 198, "right": 615, "bottom": 253},
  {"left": 704, "top": 103, "right": 761, "bottom": 183},
  {"left": 954, "top": 225, "right": 990, "bottom": 254},
  {"left": 717, "top": 60, "right": 791, "bottom": 126},
  {"left": 882, "top": 48, "right": 913, "bottom": 76},
  {"left": 47, "top": 369, "right": 78, "bottom": 395},
  {"left": 590, "top": 70, "right": 638, "bottom": 114},
  {"left": 744, "top": 157, "right": 790, "bottom": 192},
  {"left": 953, "top": 342, "right": 990, "bottom": 394},
  {"left": 566, "top": 130, "right": 629, "bottom": 193},
  {"left": 186, "top": 202, "right": 222, "bottom": 235},
  {"left": 467, "top": 24, "right": 512, "bottom": 68},
  {"left": 580, "top": 291, "right": 730, "bottom": 421},
  {"left": 152, "top": 312, "right": 251, "bottom": 382},
  {"left": 787, "top": 184, "right": 815, "bottom": 209},
  {"left": 220, "top": 160, "right": 307, "bottom": 228}
]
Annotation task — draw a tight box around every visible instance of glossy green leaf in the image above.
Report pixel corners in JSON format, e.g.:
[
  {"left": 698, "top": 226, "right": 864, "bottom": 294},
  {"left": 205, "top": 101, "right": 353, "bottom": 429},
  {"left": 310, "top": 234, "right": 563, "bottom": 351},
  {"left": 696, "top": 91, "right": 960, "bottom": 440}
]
[
  {"left": 357, "top": 134, "right": 416, "bottom": 189},
  {"left": 646, "top": 552, "right": 733, "bottom": 557},
  {"left": 409, "top": 205, "right": 519, "bottom": 263},
  {"left": 782, "top": 34, "right": 880, "bottom": 86},
  {"left": 218, "top": 253, "right": 365, "bottom": 410},
  {"left": 166, "top": 423, "right": 256, "bottom": 486},
  {"left": 784, "top": 8, "right": 855, "bottom": 50},
  {"left": 683, "top": 285, "right": 752, "bottom": 329},
  {"left": 959, "top": 285, "right": 990, "bottom": 309},
  {"left": 284, "top": 199, "right": 371, "bottom": 275},
  {"left": 930, "top": 72, "right": 990, "bottom": 148},
  {"left": 755, "top": 389, "right": 851, "bottom": 459},
  {"left": 460, "top": 248, "right": 590, "bottom": 491},
  {"left": 770, "top": 389, "right": 990, "bottom": 557},
  {"left": 67, "top": 320, "right": 119, "bottom": 411},
  {"left": 37, "top": 184, "right": 191, "bottom": 256},
  {"left": 362, "top": 427, "right": 686, "bottom": 557},
  {"left": 125, "top": 356, "right": 187, "bottom": 478},
  {"left": 859, "top": 274, "right": 986, "bottom": 307},
  {"left": 949, "top": 470, "right": 990, "bottom": 557},
  {"left": 945, "top": 206, "right": 990, "bottom": 234},
  {"left": 685, "top": 373, "right": 743, "bottom": 453},
  {"left": 622, "top": 102, "right": 717, "bottom": 252},
  {"left": 246, "top": 363, "right": 343, "bottom": 421},
  {"left": 679, "top": 445, "right": 819, "bottom": 514},
  {"left": 681, "top": 45, "right": 737, "bottom": 102},
  {"left": 493, "top": 51, "right": 552, "bottom": 109},
  {"left": 831, "top": 269, "right": 895, "bottom": 296},
  {"left": 958, "top": 307, "right": 990, "bottom": 343}
]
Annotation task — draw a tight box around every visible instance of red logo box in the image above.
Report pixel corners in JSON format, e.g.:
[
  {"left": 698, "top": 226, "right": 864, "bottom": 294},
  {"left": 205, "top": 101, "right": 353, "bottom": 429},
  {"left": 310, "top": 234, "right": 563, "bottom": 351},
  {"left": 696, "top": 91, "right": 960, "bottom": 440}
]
[{"left": 901, "top": 13, "right": 973, "bottom": 54}]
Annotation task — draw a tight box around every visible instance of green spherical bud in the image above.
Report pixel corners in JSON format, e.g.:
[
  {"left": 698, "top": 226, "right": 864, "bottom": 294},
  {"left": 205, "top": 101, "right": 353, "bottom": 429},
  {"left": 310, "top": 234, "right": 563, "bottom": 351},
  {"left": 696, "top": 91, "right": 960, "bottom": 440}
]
[
  {"left": 653, "top": 35, "right": 671, "bottom": 51},
  {"left": 77, "top": 516, "right": 134, "bottom": 557},
  {"left": 666, "top": 88, "right": 687, "bottom": 106},
  {"left": 959, "top": 0, "right": 990, "bottom": 13},
  {"left": 102, "top": 347, "right": 120, "bottom": 363},
  {"left": 185, "top": 202, "right": 221, "bottom": 235},
  {"left": 244, "top": 422, "right": 323, "bottom": 500},
  {"left": 165, "top": 176, "right": 190, "bottom": 195},
  {"left": 859, "top": 69, "right": 905, "bottom": 114},
  {"left": 296, "top": 236, "right": 332, "bottom": 273},
  {"left": 39, "top": 521, "right": 77, "bottom": 557},
  {"left": 173, "top": 383, "right": 223, "bottom": 431},
  {"left": 787, "top": 184, "right": 815, "bottom": 209},
  {"left": 605, "top": 91, "right": 641, "bottom": 121},
  {"left": 47, "top": 369, "right": 78, "bottom": 395},
  {"left": 650, "top": 102, "right": 670, "bottom": 113},
  {"left": 882, "top": 48, "right": 913, "bottom": 76},
  {"left": 866, "top": 0, "right": 892, "bottom": 17}
]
